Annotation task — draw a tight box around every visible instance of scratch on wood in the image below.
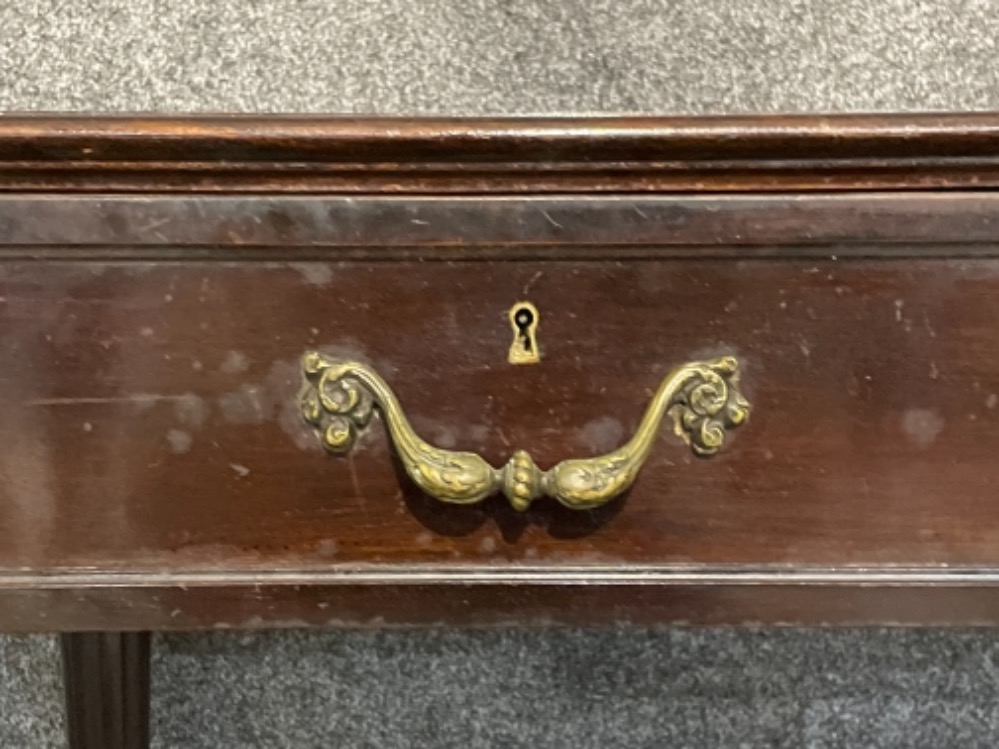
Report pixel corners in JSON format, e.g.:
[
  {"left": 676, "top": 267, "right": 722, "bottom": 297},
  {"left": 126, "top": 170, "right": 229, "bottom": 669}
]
[
  {"left": 522, "top": 270, "right": 543, "bottom": 296},
  {"left": 347, "top": 454, "right": 363, "bottom": 499},
  {"left": 26, "top": 394, "right": 191, "bottom": 407},
  {"left": 540, "top": 209, "right": 563, "bottom": 230},
  {"left": 139, "top": 217, "right": 170, "bottom": 233}
]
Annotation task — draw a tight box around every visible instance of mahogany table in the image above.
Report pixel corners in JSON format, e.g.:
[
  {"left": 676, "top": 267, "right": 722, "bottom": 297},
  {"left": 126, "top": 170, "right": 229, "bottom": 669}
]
[{"left": 3, "top": 114, "right": 999, "bottom": 746}]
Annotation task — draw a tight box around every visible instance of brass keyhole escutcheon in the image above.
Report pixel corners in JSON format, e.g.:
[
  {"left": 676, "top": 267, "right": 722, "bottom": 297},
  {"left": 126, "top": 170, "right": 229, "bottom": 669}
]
[{"left": 508, "top": 301, "right": 540, "bottom": 365}]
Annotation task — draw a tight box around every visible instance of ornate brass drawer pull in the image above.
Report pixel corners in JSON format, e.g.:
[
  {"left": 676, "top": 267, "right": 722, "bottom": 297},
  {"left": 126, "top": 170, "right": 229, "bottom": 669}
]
[{"left": 301, "top": 353, "right": 749, "bottom": 511}]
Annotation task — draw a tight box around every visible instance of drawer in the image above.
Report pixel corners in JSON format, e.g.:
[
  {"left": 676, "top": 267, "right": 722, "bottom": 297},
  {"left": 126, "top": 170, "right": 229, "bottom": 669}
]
[
  {"left": 7, "top": 115, "right": 999, "bottom": 630},
  {"left": 3, "top": 254, "right": 999, "bottom": 570}
]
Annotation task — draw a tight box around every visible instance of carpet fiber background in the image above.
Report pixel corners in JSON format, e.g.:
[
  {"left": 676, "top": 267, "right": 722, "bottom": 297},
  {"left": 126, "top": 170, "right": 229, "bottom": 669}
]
[{"left": 3, "top": 1, "right": 999, "bottom": 746}]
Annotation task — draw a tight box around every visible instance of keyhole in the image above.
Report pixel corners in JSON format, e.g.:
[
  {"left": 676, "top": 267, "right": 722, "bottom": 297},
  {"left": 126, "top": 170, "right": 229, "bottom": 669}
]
[
  {"left": 508, "top": 302, "right": 540, "bottom": 365},
  {"left": 515, "top": 308, "right": 534, "bottom": 351}
]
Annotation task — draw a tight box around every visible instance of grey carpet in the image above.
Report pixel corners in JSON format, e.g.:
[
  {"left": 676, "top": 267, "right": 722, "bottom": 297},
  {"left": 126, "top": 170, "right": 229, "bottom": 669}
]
[
  {"left": 152, "top": 628, "right": 999, "bottom": 749},
  {"left": 0, "top": 637, "right": 64, "bottom": 747},
  {"left": 3, "top": 0, "right": 999, "bottom": 747},
  {"left": 2, "top": 0, "right": 999, "bottom": 114}
]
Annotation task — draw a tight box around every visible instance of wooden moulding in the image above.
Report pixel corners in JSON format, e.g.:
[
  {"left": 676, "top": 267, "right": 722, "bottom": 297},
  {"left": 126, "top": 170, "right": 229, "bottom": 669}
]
[{"left": 4, "top": 113, "right": 999, "bottom": 193}]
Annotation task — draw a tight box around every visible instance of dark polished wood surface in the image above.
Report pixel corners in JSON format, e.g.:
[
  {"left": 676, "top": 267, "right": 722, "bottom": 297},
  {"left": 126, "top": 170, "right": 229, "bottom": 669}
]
[
  {"left": 5, "top": 113, "right": 999, "bottom": 193},
  {"left": 3, "top": 116, "right": 999, "bottom": 630},
  {"left": 4, "top": 194, "right": 999, "bottom": 255},
  {"left": 2, "top": 256, "right": 999, "bottom": 571}
]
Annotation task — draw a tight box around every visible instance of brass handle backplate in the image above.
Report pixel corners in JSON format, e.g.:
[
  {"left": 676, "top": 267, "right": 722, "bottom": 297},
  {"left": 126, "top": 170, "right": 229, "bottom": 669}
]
[{"left": 301, "top": 353, "right": 749, "bottom": 511}]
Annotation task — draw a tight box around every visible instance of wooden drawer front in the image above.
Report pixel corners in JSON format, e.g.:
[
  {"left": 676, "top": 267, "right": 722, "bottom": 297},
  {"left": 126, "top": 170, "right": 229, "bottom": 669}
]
[{"left": 1, "top": 256, "right": 997, "bottom": 574}]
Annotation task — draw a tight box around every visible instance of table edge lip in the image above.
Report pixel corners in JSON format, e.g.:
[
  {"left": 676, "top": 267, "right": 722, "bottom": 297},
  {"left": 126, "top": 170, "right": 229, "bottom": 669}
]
[
  {"left": 8, "top": 565, "right": 999, "bottom": 589},
  {"left": 6, "top": 113, "right": 999, "bottom": 193}
]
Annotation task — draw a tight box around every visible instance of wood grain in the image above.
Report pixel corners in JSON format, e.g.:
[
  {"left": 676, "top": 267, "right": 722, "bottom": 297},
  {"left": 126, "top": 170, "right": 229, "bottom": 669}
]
[
  {"left": 3, "top": 582, "right": 999, "bottom": 632},
  {"left": 0, "top": 258, "right": 998, "bottom": 580},
  {"left": 2, "top": 194, "right": 999, "bottom": 255},
  {"left": 5, "top": 114, "right": 999, "bottom": 193}
]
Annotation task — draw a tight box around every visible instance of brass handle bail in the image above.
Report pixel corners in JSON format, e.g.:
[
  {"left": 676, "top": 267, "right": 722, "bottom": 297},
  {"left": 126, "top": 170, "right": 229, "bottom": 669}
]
[{"left": 301, "top": 353, "right": 749, "bottom": 511}]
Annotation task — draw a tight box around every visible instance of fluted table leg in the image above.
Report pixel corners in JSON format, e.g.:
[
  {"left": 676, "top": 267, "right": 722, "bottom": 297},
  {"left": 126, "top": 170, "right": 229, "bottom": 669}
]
[{"left": 62, "top": 632, "right": 151, "bottom": 749}]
